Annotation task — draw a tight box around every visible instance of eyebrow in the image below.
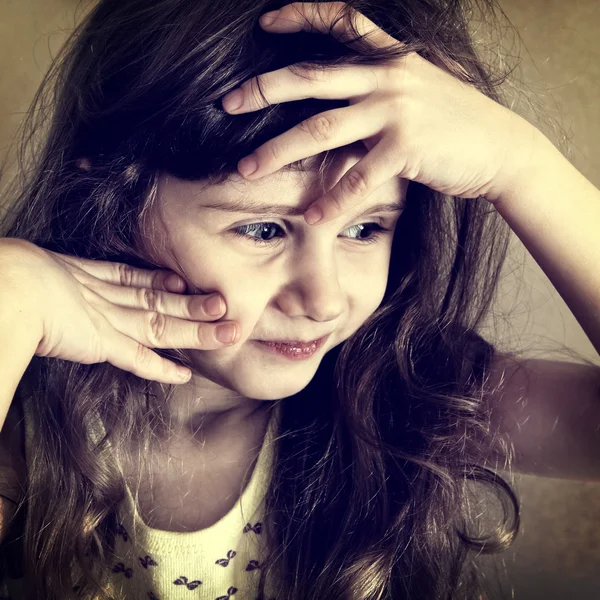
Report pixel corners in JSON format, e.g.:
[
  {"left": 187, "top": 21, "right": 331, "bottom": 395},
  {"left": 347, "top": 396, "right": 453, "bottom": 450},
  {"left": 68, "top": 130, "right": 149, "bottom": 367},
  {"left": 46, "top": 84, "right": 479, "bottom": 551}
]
[{"left": 200, "top": 198, "right": 405, "bottom": 219}]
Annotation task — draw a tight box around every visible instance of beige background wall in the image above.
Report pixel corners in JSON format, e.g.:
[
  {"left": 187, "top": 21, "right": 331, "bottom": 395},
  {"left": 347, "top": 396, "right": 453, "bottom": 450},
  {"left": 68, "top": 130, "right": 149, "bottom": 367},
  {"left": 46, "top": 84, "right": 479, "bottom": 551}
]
[{"left": 1, "top": 1, "right": 599, "bottom": 598}]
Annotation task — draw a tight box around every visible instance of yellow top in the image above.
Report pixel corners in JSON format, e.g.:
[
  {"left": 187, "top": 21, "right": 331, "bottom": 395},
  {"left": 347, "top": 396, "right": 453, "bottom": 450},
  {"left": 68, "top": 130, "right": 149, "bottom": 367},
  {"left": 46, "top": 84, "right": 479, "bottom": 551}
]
[{"left": 0, "top": 398, "right": 281, "bottom": 600}]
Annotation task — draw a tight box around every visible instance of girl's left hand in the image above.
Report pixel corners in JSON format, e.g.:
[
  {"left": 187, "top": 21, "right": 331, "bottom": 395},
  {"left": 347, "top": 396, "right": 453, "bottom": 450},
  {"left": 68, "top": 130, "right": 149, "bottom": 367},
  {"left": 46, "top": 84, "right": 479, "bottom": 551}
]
[{"left": 221, "top": 1, "right": 546, "bottom": 225}]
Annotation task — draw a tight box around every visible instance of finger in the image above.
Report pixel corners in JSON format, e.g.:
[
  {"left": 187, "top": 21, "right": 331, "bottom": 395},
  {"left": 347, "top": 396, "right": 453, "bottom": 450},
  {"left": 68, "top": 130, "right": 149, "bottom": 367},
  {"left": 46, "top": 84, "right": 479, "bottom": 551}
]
[
  {"left": 49, "top": 251, "right": 187, "bottom": 294},
  {"left": 259, "top": 2, "right": 402, "bottom": 50},
  {"left": 223, "top": 61, "right": 379, "bottom": 114},
  {"left": 234, "top": 102, "right": 384, "bottom": 181},
  {"left": 82, "top": 279, "right": 226, "bottom": 321},
  {"left": 304, "top": 136, "right": 400, "bottom": 225},
  {"left": 98, "top": 300, "right": 239, "bottom": 349},
  {"left": 103, "top": 329, "right": 192, "bottom": 385}
]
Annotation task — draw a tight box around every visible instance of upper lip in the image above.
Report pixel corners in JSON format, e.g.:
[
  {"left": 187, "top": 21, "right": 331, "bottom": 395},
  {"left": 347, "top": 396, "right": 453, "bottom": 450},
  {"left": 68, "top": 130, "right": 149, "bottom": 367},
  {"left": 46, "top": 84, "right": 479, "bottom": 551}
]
[{"left": 256, "top": 334, "right": 329, "bottom": 344}]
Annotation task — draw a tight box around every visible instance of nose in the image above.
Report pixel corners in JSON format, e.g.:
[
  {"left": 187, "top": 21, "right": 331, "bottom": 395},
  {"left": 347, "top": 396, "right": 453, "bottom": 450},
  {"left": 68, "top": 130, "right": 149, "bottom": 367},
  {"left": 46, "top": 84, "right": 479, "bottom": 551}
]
[{"left": 275, "top": 250, "right": 345, "bottom": 323}]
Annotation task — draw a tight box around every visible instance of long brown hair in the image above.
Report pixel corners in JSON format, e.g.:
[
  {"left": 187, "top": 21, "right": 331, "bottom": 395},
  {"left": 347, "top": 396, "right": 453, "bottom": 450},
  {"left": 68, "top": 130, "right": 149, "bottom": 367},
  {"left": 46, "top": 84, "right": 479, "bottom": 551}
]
[{"left": 0, "top": 0, "right": 522, "bottom": 598}]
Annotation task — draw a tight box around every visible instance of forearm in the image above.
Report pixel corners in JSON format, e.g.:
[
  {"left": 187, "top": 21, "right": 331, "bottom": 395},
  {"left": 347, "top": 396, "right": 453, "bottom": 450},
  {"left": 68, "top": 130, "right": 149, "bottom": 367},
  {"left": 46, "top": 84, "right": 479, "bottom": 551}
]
[
  {"left": 493, "top": 132, "right": 600, "bottom": 358},
  {"left": 0, "top": 280, "right": 41, "bottom": 431}
]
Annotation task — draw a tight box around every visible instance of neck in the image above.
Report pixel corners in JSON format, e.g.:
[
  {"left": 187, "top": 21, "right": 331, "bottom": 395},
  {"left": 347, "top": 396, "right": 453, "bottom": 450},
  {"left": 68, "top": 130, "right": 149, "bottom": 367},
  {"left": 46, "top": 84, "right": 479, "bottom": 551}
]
[{"left": 148, "top": 374, "right": 268, "bottom": 442}]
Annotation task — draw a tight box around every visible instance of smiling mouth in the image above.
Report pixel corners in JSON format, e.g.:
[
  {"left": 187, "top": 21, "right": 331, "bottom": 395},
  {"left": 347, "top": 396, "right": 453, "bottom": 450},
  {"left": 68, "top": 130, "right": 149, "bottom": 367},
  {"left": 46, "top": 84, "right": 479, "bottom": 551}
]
[{"left": 253, "top": 334, "right": 329, "bottom": 359}]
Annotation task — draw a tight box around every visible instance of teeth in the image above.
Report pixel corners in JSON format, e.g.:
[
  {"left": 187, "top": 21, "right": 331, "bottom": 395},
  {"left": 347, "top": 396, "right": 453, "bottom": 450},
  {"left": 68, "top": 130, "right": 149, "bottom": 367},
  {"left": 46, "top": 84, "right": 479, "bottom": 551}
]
[
  {"left": 264, "top": 341, "right": 318, "bottom": 353},
  {"left": 286, "top": 343, "right": 317, "bottom": 353}
]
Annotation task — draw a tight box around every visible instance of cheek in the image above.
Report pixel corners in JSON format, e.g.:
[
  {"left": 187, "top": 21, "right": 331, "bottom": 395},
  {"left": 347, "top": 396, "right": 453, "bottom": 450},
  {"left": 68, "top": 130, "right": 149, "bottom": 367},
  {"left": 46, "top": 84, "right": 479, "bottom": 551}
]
[
  {"left": 347, "top": 251, "right": 391, "bottom": 300},
  {"left": 146, "top": 222, "right": 261, "bottom": 330},
  {"left": 343, "top": 260, "right": 389, "bottom": 328},
  {"left": 176, "top": 255, "right": 271, "bottom": 342},
  {"left": 350, "top": 280, "right": 386, "bottom": 316}
]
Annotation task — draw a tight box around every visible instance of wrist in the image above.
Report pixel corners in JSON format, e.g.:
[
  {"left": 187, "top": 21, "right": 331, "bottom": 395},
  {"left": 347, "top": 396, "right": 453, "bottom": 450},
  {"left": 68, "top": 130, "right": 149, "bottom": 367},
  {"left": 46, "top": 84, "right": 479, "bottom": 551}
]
[
  {"left": 0, "top": 297, "right": 42, "bottom": 430},
  {"left": 491, "top": 123, "right": 566, "bottom": 209},
  {"left": 0, "top": 239, "right": 45, "bottom": 351}
]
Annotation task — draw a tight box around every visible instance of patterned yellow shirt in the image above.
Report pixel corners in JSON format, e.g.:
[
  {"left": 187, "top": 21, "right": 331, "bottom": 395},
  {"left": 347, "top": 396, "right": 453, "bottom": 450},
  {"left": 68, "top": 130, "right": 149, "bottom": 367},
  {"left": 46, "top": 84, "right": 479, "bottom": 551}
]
[{"left": 0, "top": 399, "right": 281, "bottom": 600}]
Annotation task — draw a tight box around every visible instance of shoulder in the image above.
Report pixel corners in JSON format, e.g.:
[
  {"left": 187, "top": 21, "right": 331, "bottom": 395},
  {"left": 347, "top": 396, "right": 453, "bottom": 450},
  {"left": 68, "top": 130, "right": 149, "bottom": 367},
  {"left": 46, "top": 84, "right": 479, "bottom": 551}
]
[{"left": 485, "top": 350, "right": 600, "bottom": 481}]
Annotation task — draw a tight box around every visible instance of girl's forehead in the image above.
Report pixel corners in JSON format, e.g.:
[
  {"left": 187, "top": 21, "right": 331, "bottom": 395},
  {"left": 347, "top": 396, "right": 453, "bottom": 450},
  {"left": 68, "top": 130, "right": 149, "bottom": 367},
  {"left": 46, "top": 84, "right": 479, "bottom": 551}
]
[
  {"left": 157, "top": 168, "right": 407, "bottom": 219},
  {"left": 157, "top": 143, "right": 408, "bottom": 212}
]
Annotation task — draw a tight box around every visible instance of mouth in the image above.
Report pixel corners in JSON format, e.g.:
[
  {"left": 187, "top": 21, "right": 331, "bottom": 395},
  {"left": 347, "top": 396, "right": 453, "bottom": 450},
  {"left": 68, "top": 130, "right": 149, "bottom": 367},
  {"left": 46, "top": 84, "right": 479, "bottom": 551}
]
[{"left": 253, "top": 334, "right": 330, "bottom": 360}]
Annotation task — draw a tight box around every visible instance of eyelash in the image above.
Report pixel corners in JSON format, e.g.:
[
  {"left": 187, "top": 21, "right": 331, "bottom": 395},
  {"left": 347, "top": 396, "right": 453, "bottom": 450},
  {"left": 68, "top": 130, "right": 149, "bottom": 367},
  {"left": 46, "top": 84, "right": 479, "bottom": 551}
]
[{"left": 231, "top": 221, "right": 391, "bottom": 246}]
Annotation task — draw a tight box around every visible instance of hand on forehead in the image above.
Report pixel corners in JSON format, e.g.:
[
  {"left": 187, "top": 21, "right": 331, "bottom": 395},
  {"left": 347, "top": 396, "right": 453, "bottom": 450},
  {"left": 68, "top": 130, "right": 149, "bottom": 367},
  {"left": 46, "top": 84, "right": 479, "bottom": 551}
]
[{"left": 159, "top": 143, "right": 406, "bottom": 221}]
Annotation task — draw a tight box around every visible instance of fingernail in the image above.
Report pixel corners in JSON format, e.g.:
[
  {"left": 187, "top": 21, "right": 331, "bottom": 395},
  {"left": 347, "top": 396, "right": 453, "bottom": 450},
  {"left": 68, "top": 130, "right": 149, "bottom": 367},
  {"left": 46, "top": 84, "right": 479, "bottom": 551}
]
[
  {"left": 223, "top": 89, "right": 244, "bottom": 112},
  {"left": 177, "top": 367, "right": 192, "bottom": 380},
  {"left": 304, "top": 205, "right": 323, "bottom": 225},
  {"left": 205, "top": 294, "right": 224, "bottom": 316},
  {"left": 238, "top": 155, "right": 258, "bottom": 176},
  {"left": 261, "top": 10, "right": 280, "bottom": 26},
  {"left": 216, "top": 323, "right": 237, "bottom": 344}
]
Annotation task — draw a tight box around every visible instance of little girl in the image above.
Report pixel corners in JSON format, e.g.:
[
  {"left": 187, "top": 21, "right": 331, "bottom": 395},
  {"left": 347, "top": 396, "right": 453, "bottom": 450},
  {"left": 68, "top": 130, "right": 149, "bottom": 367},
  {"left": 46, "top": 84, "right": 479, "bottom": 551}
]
[{"left": 1, "top": 0, "right": 599, "bottom": 599}]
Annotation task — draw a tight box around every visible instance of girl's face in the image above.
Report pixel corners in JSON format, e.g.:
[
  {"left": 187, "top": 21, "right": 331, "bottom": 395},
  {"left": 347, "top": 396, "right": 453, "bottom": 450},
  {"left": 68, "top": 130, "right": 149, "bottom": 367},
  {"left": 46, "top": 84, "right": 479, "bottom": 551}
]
[{"left": 150, "top": 143, "right": 408, "bottom": 401}]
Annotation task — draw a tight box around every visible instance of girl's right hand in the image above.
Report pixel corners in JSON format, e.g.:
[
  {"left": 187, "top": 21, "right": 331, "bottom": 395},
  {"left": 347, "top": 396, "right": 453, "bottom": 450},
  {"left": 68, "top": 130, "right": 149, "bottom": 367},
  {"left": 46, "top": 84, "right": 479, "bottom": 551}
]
[{"left": 0, "top": 238, "right": 238, "bottom": 384}]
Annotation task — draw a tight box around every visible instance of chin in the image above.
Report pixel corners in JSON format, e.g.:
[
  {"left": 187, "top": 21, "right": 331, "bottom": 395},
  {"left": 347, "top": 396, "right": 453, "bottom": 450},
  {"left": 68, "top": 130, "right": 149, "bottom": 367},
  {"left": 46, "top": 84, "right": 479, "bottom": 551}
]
[
  {"left": 226, "top": 376, "right": 315, "bottom": 401},
  {"left": 228, "top": 354, "right": 325, "bottom": 399},
  {"left": 186, "top": 352, "right": 319, "bottom": 401}
]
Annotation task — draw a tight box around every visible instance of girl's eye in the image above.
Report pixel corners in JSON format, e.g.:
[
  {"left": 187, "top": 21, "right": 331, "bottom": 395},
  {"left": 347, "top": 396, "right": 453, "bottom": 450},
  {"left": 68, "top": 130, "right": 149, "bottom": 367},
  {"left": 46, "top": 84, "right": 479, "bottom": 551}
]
[
  {"left": 233, "top": 222, "right": 284, "bottom": 245},
  {"left": 231, "top": 221, "right": 390, "bottom": 246},
  {"left": 343, "top": 223, "right": 389, "bottom": 244}
]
